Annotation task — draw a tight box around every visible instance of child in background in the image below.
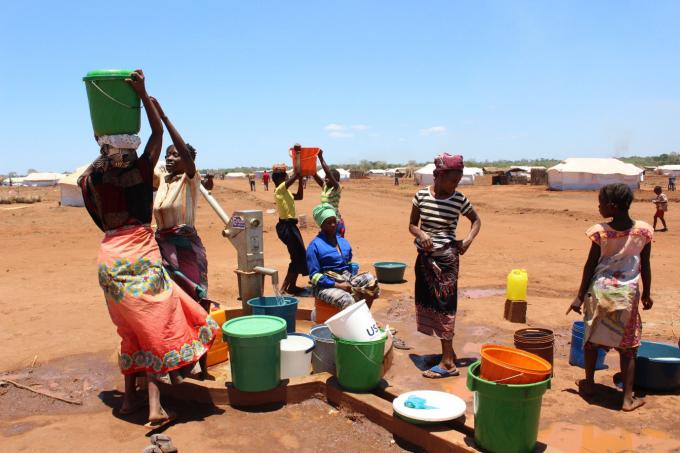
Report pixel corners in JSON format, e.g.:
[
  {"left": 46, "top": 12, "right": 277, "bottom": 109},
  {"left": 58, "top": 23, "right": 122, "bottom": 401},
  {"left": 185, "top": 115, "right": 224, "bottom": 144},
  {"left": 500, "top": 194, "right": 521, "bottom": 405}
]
[
  {"left": 567, "top": 183, "right": 653, "bottom": 411},
  {"left": 272, "top": 167, "right": 309, "bottom": 294},
  {"left": 312, "top": 149, "right": 345, "bottom": 237},
  {"left": 652, "top": 186, "right": 668, "bottom": 232}
]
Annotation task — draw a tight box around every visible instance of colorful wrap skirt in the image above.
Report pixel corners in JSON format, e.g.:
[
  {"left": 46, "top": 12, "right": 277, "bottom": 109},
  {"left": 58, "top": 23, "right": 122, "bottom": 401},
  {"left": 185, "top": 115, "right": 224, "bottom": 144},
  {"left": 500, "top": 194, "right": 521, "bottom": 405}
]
[
  {"left": 97, "top": 225, "right": 219, "bottom": 375},
  {"left": 155, "top": 225, "right": 208, "bottom": 301}
]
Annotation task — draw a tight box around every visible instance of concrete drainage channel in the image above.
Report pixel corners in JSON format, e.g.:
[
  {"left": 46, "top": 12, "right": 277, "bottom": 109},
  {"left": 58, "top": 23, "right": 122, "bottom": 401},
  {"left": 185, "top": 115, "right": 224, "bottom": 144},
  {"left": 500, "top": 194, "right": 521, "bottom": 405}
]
[
  {"left": 164, "top": 306, "right": 478, "bottom": 452},
  {"left": 162, "top": 372, "right": 476, "bottom": 452}
]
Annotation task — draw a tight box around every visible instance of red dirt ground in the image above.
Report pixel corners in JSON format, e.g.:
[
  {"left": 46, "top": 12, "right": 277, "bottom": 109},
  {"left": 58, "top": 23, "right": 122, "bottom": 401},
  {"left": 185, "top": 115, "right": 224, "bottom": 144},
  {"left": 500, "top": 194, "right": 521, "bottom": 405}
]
[{"left": 1, "top": 178, "right": 679, "bottom": 452}]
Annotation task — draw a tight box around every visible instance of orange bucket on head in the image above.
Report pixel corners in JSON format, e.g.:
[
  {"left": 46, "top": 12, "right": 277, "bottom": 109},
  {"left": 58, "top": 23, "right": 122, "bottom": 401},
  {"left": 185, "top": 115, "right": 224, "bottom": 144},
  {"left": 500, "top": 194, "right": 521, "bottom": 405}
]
[
  {"left": 289, "top": 147, "right": 319, "bottom": 177},
  {"left": 480, "top": 344, "right": 551, "bottom": 385},
  {"left": 315, "top": 297, "right": 340, "bottom": 323}
]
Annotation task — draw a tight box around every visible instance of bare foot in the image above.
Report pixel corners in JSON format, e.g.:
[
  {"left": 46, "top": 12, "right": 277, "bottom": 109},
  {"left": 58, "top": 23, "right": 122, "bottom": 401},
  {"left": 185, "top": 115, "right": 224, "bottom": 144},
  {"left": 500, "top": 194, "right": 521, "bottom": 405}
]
[
  {"left": 576, "top": 379, "right": 595, "bottom": 397},
  {"left": 119, "top": 393, "right": 148, "bottom": 415},
  {"left": 622, "top": 396, "right": 646, "bottom": 412}
]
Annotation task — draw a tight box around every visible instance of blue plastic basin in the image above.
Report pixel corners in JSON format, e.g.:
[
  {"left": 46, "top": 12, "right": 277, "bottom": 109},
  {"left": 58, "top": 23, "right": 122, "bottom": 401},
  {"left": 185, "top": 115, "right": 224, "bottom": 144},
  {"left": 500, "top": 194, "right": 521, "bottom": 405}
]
[
  {"left": 246, "top": 296, "right": 298, "bottom": 333},
  {"left": 635, "top": 341, "right": 680, "bottom": 391}
]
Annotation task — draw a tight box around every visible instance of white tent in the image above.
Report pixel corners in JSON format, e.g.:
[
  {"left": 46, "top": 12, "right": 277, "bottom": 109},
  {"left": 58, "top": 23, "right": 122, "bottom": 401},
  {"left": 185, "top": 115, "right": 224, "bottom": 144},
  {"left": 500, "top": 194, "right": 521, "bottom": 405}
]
[
  {"left": 414, "top": 164, "right": 482, "bottom": 186},
  {"left": 367, "top": 169, "right": 387, "bottom": 176},
  {"left": 316, "top": 168, "right": 350, "bottom": 181},
  {"left": 2, "top": 176, "right": 26, "bottom": 186},
  {"left": 23, "top": 172, "right": 64, "bottom": 187},
  {"left": 225, "top": 172, "right": 246, "bottom": 179},
  {"left": 657, "top": 165, "right": 680, "bottom": 176},
  {"left": 58, "top": 165, "right": 89, "bottom": 207},
  {"left": 548, "top": 158, "right": 643, "bottom": 190}
]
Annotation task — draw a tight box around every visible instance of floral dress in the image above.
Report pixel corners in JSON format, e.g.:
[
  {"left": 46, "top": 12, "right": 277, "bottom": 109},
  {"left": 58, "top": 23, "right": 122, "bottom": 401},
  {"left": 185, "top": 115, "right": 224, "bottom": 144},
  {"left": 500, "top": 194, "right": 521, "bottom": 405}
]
[{"left": 584, "top": 221, "right": 653, "bottom": 350}]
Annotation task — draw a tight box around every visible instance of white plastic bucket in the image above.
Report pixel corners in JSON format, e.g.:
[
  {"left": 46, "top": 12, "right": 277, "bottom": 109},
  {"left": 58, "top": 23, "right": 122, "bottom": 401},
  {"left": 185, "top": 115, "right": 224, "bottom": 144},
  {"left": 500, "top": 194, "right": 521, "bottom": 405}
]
[
  {"left": 324, "top": 300, "right": 381, "bottom": 342},
  {"left": 280, "top": 333, "right": 315, "bottom": 379}
]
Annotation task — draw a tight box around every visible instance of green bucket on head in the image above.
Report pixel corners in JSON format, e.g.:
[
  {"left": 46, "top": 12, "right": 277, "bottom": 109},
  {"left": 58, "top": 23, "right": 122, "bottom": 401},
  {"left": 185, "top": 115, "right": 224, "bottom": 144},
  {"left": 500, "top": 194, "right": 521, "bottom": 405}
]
[
  {"left": 335, "top": 333, "right": 386, "bottom": 392},
  {"left": 222, "top": 315, "right": 287, "bottom": 392},
  {"left": 83, "top": 69, "right": 141, "bottom": 136},
  {"left": 467, "top": 360, "right": 551, "bottom": 453}
]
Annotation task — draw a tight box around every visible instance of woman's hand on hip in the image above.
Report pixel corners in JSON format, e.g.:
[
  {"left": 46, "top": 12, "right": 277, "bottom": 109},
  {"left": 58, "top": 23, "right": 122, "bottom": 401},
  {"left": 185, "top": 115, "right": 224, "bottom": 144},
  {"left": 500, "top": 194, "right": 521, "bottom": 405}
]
[
  {"left": 418, "top": 232, "right": 433, "bottom": 251},
  {"left": 458, "top": 239, "right": 472, "bottom": 255}
]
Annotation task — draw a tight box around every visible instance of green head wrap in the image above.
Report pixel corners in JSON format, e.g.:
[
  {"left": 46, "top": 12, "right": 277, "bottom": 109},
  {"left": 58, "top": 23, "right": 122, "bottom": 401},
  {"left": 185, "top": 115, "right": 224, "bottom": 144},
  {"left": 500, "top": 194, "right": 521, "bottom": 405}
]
[{"left": 312, "top": 203, "right": 337, "bottom": 227}]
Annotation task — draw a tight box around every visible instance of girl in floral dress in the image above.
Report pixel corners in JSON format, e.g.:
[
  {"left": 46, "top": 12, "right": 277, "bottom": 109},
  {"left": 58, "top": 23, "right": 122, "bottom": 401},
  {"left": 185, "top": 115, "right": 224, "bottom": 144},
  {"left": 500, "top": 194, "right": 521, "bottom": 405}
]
[{"left": 568, "top": 183, "right": 653, "bottom": 411}]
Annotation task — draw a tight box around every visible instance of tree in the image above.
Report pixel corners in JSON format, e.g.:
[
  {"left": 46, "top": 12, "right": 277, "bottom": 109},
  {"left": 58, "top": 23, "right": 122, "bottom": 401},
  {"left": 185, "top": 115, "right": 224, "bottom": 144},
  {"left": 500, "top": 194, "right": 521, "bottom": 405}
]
[{"left": 27, "top": 168, "right": 38, "bottom": 174}]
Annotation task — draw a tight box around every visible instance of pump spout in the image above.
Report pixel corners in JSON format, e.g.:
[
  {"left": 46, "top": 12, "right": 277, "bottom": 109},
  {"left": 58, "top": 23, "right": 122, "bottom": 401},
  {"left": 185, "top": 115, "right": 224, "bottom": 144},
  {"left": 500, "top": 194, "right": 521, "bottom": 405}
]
[{"left": 253, "top": 266, "right": 279, "bottom": 289}]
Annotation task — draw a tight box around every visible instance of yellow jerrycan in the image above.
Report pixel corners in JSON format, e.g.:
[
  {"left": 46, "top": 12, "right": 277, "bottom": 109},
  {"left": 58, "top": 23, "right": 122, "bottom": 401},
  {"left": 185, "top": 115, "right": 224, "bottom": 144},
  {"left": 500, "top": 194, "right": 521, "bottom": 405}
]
[{"left": 506, "top": 269, "right": 528, "bottom": 301}]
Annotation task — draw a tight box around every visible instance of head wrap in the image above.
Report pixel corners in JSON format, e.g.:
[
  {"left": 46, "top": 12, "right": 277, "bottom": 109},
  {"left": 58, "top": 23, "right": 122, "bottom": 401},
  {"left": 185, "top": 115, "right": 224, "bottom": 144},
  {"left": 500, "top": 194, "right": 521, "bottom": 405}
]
[
  {"left": 312, "top": 203, "right": 337, "bottom": 227},
  {"left": 96, "top": 134, "right": 141, "bottom": 150},
  {"left": 272, "top": 163, "right": 287, "bottom": 173},
  {"left": 434, "top": 153, "right": 464, "bottom": 171}
]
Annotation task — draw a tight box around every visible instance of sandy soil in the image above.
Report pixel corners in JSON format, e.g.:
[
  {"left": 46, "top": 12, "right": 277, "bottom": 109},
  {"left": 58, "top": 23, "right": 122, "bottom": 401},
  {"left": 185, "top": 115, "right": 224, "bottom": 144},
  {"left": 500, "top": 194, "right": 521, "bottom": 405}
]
[{"left": 1, "top": 178, "right": 679, "bottom": 452}]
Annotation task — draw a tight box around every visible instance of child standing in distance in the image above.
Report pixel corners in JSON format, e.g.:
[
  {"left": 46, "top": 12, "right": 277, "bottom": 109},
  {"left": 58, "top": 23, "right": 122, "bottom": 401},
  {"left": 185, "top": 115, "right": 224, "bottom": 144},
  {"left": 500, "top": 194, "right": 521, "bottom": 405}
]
[
  {"left": 272, "top": 167, "right": 309, "bottom": 294},
  {"left": 567, "top": 183, "right": 653, "bottom": 411},
  {"left": 312, "top": 149, "right": 345, "bottom": 237},
  {"left": 262, "top": 170, "right": 270, "bottom": 191},
  {"left": 652, "top": 186, "right": 668, "bottom": 232}
]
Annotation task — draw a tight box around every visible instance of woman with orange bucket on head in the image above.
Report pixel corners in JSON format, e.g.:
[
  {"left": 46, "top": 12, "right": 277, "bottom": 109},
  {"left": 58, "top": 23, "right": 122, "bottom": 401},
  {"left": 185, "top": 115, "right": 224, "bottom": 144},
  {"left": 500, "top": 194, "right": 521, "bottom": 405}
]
[
  {"left": 79, "top": 70, "right": 219, "bottom": 429},
  {"left": 409, "top": 153, "right": 481, "bottom": 378}
]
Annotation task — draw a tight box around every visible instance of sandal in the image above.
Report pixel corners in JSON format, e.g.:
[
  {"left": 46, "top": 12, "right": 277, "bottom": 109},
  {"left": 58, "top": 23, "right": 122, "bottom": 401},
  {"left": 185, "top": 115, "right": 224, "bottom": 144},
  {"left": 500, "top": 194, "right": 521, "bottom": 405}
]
[
  {"left": 151, "top": 434, "right": 179, "bottom": 453},
  {"left": 422, "top": 365, "right": 459, "bottom": 379},
  {"left": 144, "top": 411, "right": 177, "bottom": 430},
  {"left": 392, "top": 336, "right": 411, "bottom": 350}
]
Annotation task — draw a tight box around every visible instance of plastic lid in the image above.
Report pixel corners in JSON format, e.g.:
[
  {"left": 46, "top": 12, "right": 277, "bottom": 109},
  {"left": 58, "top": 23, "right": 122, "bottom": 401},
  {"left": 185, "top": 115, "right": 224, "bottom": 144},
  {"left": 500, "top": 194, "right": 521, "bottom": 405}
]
[
  {"left": 222, "top": 315, "right": 287, "bottom": 338},
  {"left": 83, "top": 69, "right": 135, "bottom": 81}
]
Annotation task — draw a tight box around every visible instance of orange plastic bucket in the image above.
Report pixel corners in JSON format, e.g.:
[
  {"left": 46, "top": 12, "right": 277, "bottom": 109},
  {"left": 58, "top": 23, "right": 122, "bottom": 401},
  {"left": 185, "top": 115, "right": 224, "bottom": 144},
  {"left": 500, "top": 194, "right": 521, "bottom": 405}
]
[
  {"left": 289, "top": 147, "right": 319, "bottom": 177},
  {"left": 315, "top": 297, "right": 340, "bottom": 323},
  {"left": 480, "top": 344, "right": 551, "bottom": 384}
]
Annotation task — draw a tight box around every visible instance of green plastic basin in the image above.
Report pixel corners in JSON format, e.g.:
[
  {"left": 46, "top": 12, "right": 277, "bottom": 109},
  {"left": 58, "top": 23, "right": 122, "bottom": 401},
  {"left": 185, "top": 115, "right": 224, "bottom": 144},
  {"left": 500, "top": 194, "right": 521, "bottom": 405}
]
[{"left": 373, "top": 261, "right": 407, "bottom": 283}]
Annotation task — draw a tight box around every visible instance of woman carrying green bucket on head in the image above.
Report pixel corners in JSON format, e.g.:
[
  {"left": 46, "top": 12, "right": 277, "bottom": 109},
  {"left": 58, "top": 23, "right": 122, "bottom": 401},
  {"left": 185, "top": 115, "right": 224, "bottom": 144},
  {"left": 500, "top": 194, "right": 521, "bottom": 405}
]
[{"left": 79, "top": 70, "right": 219, "bottom": 429}]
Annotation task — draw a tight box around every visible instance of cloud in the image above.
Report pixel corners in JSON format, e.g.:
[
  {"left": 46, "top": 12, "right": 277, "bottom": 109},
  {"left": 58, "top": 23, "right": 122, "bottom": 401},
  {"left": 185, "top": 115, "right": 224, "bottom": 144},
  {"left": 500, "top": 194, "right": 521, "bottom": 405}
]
[
  {"left": 419, "top": 126, "right": 447, "bottom": 136},
  {"left": 323, "top": 123, "right": 367, "bottom": 139}
]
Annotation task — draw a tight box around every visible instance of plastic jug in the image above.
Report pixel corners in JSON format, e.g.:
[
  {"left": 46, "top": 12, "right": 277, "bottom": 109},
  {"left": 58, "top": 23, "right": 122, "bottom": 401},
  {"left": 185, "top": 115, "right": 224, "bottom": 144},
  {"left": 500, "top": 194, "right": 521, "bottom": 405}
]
[{"left": 506, "top": 269, "right": 528, "bottom": 301}]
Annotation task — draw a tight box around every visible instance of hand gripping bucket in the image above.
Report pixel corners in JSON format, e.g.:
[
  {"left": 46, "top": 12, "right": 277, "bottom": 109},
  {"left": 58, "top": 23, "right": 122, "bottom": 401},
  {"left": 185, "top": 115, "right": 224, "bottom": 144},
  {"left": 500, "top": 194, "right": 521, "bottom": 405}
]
[
  {"left": 324, "top": 300, "right": 381, "bottom": 342},
  {"left": 280, "top": 333, "right": 315, "bottom": 379},
  {"left": 289, "top": 147, "right": 319, "bottom": 177},
  {"left": 83, "top": 69, "right": 141, "bottom": 136}
]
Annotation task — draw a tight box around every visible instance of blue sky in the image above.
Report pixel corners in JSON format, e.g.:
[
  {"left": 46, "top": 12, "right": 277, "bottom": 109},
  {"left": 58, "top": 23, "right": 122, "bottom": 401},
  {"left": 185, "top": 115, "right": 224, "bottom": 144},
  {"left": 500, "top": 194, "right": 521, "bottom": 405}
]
[{"left": 2, "top": 1, "right": 680, "bottom": 173}]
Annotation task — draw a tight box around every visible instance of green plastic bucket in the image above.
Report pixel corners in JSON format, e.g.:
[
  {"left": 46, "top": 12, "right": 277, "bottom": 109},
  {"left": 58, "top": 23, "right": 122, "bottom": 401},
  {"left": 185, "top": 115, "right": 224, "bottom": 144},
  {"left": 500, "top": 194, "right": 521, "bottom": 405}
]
[
  {"left": 335, "top": 333, "right": 386, "bottom": 392},
  {"left": 467, "top": 360, "right": 551, "bottom": 453},
  {"left": 222, "top": 315, "right": 287, "bottom": 392},
  {"left": 83, "top": 69, "right": 141, "bottom": 136}
]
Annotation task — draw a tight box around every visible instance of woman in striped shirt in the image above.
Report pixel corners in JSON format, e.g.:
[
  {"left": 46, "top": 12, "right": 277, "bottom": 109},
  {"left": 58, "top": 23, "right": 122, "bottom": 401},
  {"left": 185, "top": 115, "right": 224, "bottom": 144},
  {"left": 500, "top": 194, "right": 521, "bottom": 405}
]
[{"left": 409, "top": 153, "right": 481, "bottom": 379}]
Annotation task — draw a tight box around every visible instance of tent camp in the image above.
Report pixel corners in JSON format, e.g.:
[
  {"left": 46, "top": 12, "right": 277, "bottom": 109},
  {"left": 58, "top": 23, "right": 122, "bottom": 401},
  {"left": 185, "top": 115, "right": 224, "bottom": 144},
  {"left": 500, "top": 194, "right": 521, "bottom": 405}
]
[
  {"left": 225, "top": 172, "right": 246, "bottom": 179},
  {"left": 316, "top": 168, "right": 350, "bottom": 181},
  {"left": 547, "top": 158, "right": 643, "bottom": 190},
  {"left": 23, "top": 172, "right": 64, "bottom": 187},
  {"left": 367, "top": 169, "right": 387, "bottom": 176},
  {"left": 414, "top": 164, "right": 482, "bottom": 186},
  {"left": 657, "top": 165, "right": 680, "bottom": 177},
  {"left": 58, "top": 165, "right": 89, "bottom": 207}
]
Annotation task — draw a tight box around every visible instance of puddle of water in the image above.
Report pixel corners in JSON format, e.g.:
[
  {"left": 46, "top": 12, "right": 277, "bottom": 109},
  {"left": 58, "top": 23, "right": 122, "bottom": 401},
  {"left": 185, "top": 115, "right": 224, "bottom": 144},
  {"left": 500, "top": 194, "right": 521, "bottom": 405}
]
[
  {"left": 539, "top": 422, "right": 680, "bottom": 452},
  {"left": 461, "top": 288, "right": 505, "bottom": 299}
]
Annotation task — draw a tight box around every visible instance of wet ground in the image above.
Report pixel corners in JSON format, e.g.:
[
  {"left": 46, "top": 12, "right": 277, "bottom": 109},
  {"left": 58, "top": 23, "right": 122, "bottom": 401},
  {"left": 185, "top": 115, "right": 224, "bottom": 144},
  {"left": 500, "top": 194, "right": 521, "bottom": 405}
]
[{"left": 0, "top": 353, "right": 407, "bottom": 452}]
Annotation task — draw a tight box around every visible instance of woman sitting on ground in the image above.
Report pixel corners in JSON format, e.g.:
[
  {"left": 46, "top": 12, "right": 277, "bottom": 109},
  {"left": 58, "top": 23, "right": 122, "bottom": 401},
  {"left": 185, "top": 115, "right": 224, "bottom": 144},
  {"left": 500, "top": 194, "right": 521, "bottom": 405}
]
[
  {"left": 79, "top": 70, "right": 218, "bottom": 429},
  {"left": 306, "top": 203, "right": 379, "bottom": 310}
]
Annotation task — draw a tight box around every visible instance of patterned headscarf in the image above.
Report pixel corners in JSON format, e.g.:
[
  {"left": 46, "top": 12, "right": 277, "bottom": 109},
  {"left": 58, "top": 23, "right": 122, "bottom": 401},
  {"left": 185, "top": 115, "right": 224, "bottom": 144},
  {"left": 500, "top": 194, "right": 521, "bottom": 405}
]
[
  {"left": 434, "top": 153, "right": 464, "bottom": 171},
  {"left": 96, "top": 134, "right": 141, "bottom": 150}
]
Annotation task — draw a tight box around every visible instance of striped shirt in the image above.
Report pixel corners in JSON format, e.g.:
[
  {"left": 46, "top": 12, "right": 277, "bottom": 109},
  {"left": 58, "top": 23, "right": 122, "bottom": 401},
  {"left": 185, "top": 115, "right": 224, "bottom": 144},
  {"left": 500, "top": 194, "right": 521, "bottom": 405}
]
[
  {"left": 412, "top": 187, "right": 472, "bottom": 252},
  {"left": 321, "top": 183, "right": 342, "bottom": 211}
]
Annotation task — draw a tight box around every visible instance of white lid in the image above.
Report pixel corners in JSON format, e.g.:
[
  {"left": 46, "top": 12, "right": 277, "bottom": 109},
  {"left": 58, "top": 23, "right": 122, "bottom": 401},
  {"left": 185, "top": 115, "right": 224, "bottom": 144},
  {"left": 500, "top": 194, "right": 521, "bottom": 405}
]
[{"left": 280, "top": 335, "right": 315, "bottom": 352}]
